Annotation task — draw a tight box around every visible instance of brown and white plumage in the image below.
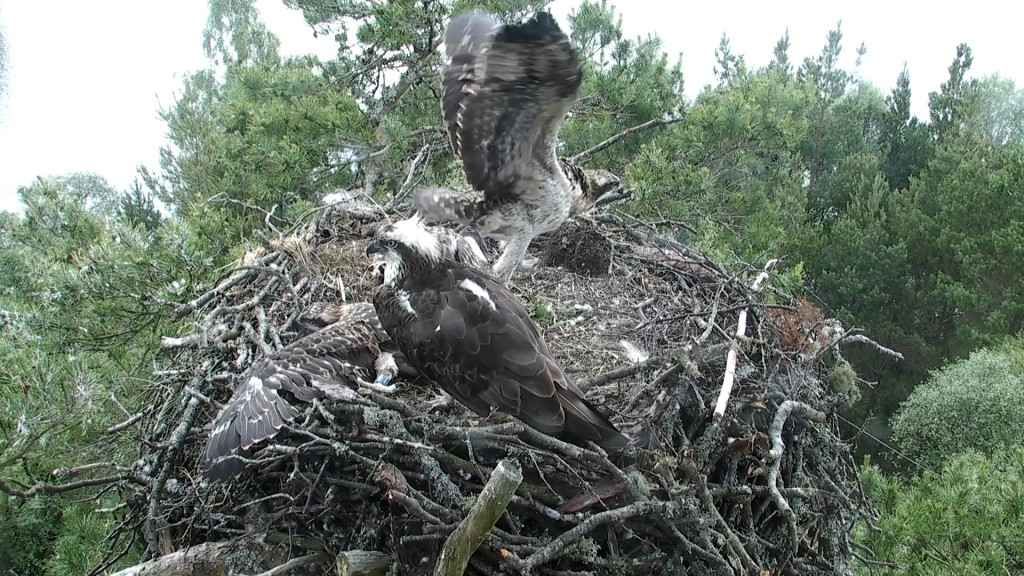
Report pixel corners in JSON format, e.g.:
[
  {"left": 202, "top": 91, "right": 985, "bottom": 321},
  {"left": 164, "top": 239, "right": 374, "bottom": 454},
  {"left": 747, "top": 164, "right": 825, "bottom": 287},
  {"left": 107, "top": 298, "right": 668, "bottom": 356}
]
[
  {"left": 414, "top": 10, "right": 623, "bottom": 283},
  {"left": 201, "top": 302, "right": 399, "bottom": 481},
  {"left": 366, "top": 215, "right": 631, "bottom": 450}
]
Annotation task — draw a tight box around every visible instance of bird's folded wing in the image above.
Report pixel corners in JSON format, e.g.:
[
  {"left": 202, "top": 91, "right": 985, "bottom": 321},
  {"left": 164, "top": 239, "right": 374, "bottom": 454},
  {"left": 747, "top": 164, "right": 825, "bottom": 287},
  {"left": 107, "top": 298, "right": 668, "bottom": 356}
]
[{"left": 404, "top": 267, "right": 624, "bottom": 447}]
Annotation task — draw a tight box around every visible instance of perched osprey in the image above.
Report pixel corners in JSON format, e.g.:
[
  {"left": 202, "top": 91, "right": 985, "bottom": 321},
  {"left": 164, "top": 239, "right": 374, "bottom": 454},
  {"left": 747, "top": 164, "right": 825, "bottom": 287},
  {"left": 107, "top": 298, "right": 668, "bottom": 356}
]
[
  {"left": 366, "top": 214, "right": 631, "bottom": 450},
  {"left": 202, "top": 224, "right": 489, "bottom": 481},
  {"left": 413, "top": 9, "right": 623, "bottom": 283}
]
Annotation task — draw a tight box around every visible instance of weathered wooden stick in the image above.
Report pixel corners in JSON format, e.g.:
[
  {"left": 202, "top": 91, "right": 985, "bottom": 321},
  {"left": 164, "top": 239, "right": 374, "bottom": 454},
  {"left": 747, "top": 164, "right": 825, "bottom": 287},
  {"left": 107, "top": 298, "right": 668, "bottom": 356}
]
[
  {"left": 107, "top": 535, "right": 295, "bottom": 576},
  {"left": 433, "top": 458, "right": 523, "bottom": 576},
  {"left": 336, "top": 550, "right": 394, "bottom": 576},
  {"left": 766, "top": 400, "right": 828, "bottom": 557},
  {"left": 713, "top": 258, "right": 779, "bottom": 420},
  {"left": 767, "top": 400, "right": 828, "bottom": 517}
]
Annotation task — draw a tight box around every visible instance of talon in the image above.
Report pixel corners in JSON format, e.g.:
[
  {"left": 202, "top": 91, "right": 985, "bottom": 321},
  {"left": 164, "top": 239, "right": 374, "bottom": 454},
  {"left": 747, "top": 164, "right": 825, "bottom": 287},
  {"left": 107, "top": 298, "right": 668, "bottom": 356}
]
[
  {"left": 357, "top": 377, "right": 398, "bottom": 394},
  {"left": 374, "top": 373, "right": 392, "bottom": 387}
]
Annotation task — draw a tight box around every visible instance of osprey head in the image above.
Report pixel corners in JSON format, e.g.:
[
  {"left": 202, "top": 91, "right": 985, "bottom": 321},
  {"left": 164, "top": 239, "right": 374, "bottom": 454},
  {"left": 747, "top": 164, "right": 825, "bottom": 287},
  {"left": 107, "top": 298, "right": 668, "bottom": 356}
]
[
  {"left": 366, "top": 214, "right": 445, "bottom": 286},
  {"left": 584, "top": 169, "right": 623, "bottom": 203}
]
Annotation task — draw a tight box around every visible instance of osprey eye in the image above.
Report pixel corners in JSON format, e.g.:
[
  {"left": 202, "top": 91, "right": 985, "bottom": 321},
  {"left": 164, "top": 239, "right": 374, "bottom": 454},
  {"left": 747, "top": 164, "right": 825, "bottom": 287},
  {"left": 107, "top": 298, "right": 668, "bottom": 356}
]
[{"left": 384, "top": 239, "right": 398, "bottom": 248}]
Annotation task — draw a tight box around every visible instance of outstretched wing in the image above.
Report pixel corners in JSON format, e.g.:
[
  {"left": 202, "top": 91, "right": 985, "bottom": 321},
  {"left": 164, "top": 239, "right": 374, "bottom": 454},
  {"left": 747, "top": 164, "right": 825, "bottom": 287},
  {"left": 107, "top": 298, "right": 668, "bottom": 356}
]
[
  {"left": 441, "top": 10, "right": 582, "bottom": 202},
  {"left": 389, "top": 264, "right": 628, "bottom": 450},
  {"left": 202, "top": 319, "right": 381, "bottom": 480}
]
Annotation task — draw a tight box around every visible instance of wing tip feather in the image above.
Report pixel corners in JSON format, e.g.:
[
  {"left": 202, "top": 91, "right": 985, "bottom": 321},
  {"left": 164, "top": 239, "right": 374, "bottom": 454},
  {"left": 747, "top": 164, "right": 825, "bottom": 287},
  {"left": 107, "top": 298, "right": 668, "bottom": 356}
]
[
  {"left": 440, "top": 8, "right": 583, "bottom": 197},
  {"left": 444, "top": 10, "right": 501, "bottom": 59}
]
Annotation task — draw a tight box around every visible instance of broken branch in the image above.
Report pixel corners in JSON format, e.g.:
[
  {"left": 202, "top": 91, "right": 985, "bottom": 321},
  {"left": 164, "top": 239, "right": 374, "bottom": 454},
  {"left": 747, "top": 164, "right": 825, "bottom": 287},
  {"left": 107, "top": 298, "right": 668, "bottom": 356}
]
[
  {"left": 335, "top": 550, "right": 394, "bottom": 576},
  {"left": 839, "top": 333, "right": 905, "bottom": 361},
  {"left": 434, "top": 459, "right": 523, "bottom": 576}
]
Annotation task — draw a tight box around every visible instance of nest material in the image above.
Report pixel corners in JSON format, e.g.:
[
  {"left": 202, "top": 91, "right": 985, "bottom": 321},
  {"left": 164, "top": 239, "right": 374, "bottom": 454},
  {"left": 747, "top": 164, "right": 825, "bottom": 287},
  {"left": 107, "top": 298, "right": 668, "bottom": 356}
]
[
  {"left": 121, "top": 197, "right": 873, "bottom": 576},
  {"left": 536, "top": 218, "right": 613, "bottom": 277}
]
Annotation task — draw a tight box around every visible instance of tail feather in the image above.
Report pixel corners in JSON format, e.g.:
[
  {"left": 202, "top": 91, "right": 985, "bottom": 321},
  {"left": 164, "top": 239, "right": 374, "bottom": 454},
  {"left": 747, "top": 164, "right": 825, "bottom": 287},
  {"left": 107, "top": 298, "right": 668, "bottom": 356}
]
[
  {"left": 554, "top": 390, "right": 631, "bottom": 451},
  {"left": 413, "top": 186, "right": 486, "bottom": 225}
]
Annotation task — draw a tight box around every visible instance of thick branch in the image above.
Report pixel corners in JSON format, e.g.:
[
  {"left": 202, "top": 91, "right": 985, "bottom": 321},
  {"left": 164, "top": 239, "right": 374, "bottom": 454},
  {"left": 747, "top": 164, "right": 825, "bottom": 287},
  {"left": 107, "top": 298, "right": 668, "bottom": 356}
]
[
  {"left": 434, "top": 459, "right": 523, "bottom": 576},
  {"left": 107, "top": 536, "right": 293, "bottom": 576},
  {"left": 767, "top": 400, "right": 827, "bottom": 556},
  {"left": 839, "top": 333, "right": 905, "bottom": 361}
]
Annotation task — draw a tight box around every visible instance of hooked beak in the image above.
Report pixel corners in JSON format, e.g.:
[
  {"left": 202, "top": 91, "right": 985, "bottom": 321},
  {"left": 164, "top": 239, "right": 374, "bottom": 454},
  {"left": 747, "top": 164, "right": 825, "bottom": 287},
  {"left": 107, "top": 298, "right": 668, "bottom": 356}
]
[
  {"left": 366, "top": 240, "right": 385, "bottom": 256},
  {"left": 597, "top": 183, "right": 627, "bottom": 204}
]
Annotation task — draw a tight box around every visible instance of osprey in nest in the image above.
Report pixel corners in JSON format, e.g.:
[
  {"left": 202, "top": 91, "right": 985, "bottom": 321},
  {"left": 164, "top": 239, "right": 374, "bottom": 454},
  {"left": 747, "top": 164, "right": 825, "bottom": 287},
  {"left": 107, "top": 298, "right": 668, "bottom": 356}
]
[
  {"left": 414, "top": 9, "right": 623, "bottom": 283},
  {"left": 202, "top": 225, "right": 490, "bottom": 481},
  {"left": 201, "top": 302, "right": 411, "bottom": 481},
  {"left": 366, "top": 215, "right": 632, "bottom": 450}
]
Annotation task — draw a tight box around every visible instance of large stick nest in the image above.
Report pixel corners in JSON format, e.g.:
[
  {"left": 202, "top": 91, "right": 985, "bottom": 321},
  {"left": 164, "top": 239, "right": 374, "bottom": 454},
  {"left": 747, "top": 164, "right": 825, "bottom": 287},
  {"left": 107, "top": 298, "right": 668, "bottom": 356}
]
[{"left": 118, "top": 193, "right": 874, "bottom": 576}]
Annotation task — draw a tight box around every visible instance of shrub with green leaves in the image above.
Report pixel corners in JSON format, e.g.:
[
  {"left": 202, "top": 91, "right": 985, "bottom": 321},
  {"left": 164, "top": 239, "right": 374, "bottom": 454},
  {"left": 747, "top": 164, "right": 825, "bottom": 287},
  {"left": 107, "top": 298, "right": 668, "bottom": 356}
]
[
  {"left": 890, "top": 346, "right": 1024, "bottom": 472},
  {"left": 855, "top": 447, "right": 1024, "bottom": 575},
  {"left": 996, "top": 332, "right": 1024, "bottom": 373}
]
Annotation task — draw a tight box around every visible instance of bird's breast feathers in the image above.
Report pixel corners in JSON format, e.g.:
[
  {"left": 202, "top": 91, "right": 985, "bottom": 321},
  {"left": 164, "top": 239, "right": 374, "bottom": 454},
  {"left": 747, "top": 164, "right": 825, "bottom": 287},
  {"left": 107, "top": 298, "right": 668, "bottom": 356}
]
[{"left": 474, "top": 170, "right": 575, "bottom": 239}]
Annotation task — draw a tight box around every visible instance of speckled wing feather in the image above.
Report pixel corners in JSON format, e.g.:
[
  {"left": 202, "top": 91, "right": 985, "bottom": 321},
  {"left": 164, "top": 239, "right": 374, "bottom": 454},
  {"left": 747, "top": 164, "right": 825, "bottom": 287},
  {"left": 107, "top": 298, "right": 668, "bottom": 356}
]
[
  {"left": 202, "top": 316, "right": 381, "bottom": 481},
  {"left": 374, "top": 263, "right": 629, "bottom": 450},
  {"left": 416, "top": 10, "right": 583, "bottom": 223},
  {"left": 293, "top": 301, "right": 387, "bottom": 340}
]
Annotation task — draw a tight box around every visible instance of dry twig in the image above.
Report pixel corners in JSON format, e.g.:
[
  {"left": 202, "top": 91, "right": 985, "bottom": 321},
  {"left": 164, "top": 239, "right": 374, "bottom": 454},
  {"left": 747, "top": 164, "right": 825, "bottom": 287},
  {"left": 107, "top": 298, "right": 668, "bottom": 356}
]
[
  {"left": 714, "top": 258, "right": 779, "bottom": 420},
  {"left": 571, "top": 116, "right": 685, "bottom": 163}
]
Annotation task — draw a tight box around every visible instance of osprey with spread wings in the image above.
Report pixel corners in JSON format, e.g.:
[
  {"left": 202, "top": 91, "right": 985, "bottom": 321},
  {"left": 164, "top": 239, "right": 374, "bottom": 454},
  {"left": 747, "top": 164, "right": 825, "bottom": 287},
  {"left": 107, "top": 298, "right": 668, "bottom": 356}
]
[
  {"left": 201, "top": 302, "right": 409, "bottom": 481},
  {"left": 414, "top": 10, "right": 622, "bottom": 283}
]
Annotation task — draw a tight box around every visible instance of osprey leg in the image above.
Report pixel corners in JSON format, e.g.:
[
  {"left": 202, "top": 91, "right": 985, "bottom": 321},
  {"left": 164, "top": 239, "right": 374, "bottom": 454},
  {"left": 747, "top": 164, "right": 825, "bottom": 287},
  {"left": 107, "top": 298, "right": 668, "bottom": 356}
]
[{"left": 493, "top": 233, "right": 532, "bottom": 283}]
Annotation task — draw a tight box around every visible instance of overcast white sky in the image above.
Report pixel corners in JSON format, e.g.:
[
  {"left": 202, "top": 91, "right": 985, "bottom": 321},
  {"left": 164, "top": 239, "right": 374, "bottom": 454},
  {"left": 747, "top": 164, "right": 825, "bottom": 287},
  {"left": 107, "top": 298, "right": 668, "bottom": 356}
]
[{"left": 0, "top": 0, "right": 1020, "bottom": 214}]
